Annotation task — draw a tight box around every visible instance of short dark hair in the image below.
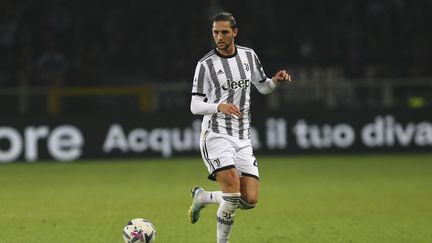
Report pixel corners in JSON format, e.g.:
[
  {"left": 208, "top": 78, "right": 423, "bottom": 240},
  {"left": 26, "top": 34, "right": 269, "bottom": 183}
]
[{"left": 212, "top": 12, "right": 237, "bottom": 29}]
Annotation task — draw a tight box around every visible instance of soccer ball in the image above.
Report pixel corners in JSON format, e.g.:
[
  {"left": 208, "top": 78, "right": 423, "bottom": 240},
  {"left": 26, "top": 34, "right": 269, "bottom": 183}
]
[{"left": 122, "top": 218, "right": 156, "bottom": 243}]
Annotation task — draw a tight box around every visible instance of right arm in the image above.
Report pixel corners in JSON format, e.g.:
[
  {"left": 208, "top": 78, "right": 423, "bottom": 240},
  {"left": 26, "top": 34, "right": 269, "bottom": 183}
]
[
  {"left": 190, "top": 95, "right": 219, "bottom": 115},
  {"left": 190, "top": 96, "right": 242, "bottom": 118},
  {"left": 190, "top": 61, "right": 242, "bottom": 118},
  {"left": 190, "top": 61, "right": 218, "bottom": 115}
]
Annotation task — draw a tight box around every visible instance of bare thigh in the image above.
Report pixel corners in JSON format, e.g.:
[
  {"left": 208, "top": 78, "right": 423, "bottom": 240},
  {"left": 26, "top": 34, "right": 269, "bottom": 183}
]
[{"left": 216, "top": 168, "right": 240, "bottom": 193}]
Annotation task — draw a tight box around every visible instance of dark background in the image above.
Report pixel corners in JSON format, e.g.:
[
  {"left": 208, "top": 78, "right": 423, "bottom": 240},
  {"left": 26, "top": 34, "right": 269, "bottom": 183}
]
[
  {"left": 1, "top": 1, "right": 431, "bottom": 84},
  {"left": 0, "top": 0, "right": 431, "bottom": 120}
]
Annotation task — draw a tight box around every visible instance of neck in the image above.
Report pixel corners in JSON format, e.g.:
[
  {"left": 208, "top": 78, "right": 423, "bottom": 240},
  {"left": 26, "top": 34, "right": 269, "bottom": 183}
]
[{"left": 217, "top": 44, "right": 236, "bottom": 57}]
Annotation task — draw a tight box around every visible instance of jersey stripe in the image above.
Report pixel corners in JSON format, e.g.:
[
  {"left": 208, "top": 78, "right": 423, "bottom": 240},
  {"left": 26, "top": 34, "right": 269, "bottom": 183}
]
[
  {"left": 234, "top": 54, "right": 247, "bottom": 139},
  {"left": 220, "top": 58, "right": 235, "bottom": 136},
  {"left": 245, "top": 51, "right": 255, "bottom": 135},
  {"left": 197, "top": 63, "right": 206, "bottom": 93},
  {"left": 245, "top": 51, "right": 255, "bottom": 84},
  {"left": 206, "top": 58, "right": 221, "bottom": 133},
  {"left": 253, "top": 54, "right": 266, "bottom": 80}
]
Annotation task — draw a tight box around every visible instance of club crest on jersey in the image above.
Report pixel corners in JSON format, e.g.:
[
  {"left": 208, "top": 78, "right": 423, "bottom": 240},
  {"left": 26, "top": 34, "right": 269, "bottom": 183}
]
[
  {"left": 243, "top": 63, "right": 250, "bottom": 71},
  {"left": 222, "top": 79, "right": 250, "bottom": 91}
]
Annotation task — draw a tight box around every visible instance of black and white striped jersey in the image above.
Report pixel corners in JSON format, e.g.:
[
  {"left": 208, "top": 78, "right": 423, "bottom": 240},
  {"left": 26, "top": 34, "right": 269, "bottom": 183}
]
[{"left": 191, "top": 45, "right": 277, "bottom": 140}]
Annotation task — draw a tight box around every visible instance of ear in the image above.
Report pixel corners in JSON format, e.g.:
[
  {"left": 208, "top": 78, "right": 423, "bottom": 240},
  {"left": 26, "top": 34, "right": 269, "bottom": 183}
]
[{"left": 233, "top": 28, "right": 238, "bottom": 37}]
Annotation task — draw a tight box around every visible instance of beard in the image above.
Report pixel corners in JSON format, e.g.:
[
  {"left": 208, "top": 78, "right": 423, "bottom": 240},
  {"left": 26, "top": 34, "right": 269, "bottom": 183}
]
[{"left": 217, "top": 40, "right": 232, "bottom": 50}]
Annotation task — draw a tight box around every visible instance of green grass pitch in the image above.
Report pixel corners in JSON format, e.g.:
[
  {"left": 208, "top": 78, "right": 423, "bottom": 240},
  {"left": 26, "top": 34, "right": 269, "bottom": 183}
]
[{"left": 1, "top": 154, "right": 432, "bottom": 243}]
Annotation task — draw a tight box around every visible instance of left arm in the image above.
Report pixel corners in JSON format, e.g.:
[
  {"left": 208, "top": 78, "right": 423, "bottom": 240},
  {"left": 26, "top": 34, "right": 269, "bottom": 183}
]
[
  {"left": 251, "top": 52, "right": 292, "bottom": 94},
  {"left": 255, "top": 70, "right": 291, "bottom": 94}
]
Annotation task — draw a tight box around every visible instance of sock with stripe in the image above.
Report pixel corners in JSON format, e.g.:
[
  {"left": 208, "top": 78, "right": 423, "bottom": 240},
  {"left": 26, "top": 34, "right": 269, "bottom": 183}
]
[
  {"left": 197, "top": 190, "right": 222, "bottom": 205},
  {"left": 216, "top": 192, "right": 241, "bottom": 243},
  {"left": 198, "top": 190, "right": 256, "bottom": 210},
  {"left": 238, "top": 197, "right": 256, "bottom": 210}
]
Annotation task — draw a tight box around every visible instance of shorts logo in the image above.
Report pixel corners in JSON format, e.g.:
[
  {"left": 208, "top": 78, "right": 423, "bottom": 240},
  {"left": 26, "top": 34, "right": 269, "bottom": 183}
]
[
  {"left": 253, "top": 160, "right": 258, "bottom": 167},
  {"left": 213, "top": 159, "right": 221, "bottom": 168}
]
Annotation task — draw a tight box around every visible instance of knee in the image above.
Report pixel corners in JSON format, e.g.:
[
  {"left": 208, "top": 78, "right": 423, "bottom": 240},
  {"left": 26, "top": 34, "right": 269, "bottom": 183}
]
[
  {"left": 244, "top": 194, "right": 258, "bottom": 205},
  {"left": 239, "top": 197, "right": 257, "bottom": 210},
  {"left": 249, "top": 198, "right": 258, "bottom": 206},
  {"left": 243, "top": 191, "right": 259, "bottom": 205}
]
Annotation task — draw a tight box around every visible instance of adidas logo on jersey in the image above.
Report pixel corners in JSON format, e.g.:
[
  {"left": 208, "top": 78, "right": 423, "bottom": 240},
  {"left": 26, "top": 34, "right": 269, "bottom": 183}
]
[
  {"left": 222, "top": 79, "right": 250, "bottom": 91},
  {"left": 217, "top": 69, "right": 224, "bottom": 75}
]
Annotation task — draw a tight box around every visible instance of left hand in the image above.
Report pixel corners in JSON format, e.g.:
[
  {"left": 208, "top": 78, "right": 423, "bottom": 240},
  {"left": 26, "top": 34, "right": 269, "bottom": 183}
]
[{"left": 272, "top": 70, "right": 292, "bottom": 85}]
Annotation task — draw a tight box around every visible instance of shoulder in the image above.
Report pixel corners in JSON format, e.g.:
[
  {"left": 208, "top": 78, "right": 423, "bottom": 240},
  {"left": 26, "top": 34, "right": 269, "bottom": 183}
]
[
  {"left": 236, "top": 44, "right": 253, "bottom": 52},
  {"left": 237, "top": 45, "right": 256, "bottom": 55},
  {"left": 236, "top": 45, "right": 258, "bottom": 57},
  {"left": 198, "top": 49, "right": 217, "bottom": 63}
]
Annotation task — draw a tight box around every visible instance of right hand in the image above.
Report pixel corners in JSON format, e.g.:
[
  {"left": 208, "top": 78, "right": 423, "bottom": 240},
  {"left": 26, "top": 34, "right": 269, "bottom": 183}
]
[{"left": 217, "top": 103, "right": 243, "bottom": 119}]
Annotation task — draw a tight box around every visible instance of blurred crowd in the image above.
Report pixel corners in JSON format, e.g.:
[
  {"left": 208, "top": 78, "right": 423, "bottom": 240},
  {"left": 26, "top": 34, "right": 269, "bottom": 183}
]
[{"left": 0, "top": 0, "right": 431, "bottom": 87}]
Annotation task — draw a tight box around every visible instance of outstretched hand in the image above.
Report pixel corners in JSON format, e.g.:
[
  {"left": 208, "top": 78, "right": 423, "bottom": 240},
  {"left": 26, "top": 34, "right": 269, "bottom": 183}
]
[{"left": 272, "top": 70, "right": 292, "bottom": 85}]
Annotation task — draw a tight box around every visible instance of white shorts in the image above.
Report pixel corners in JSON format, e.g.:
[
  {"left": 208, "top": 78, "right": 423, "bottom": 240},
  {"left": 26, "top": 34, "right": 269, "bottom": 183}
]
[{"left": 199, "top": 130, "right": 259, "bottom": 181}]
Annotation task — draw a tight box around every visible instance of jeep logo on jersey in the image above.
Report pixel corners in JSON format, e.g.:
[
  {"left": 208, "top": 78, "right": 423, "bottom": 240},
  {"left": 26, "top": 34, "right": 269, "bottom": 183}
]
[{"left": 221, "top": 79, "right": 250, "bottom": 91}]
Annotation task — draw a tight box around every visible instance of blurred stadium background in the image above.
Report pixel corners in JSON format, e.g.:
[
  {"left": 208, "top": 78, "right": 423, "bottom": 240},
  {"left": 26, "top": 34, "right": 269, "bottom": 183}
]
[
  {"left": 1, "top": 0, "right": 431, "bottom": 114},
  {"left": 1, "top": 0, "right": 431, "bottom": 242},
  {"left": 1, "top": 0, "right": 431, "bottom": 161}
]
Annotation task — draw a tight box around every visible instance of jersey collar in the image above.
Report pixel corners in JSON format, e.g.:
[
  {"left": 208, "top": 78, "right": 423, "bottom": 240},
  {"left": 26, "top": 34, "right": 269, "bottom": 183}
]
[{"left": 214, "top": 45, "right": 238, "bottom": 59}]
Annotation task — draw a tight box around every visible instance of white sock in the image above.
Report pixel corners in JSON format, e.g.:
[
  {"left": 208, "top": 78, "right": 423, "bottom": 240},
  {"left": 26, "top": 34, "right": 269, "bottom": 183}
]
[
  {"left": 216, "top": 192, "right": 240, "bottom": 243},
  {"left": 217, "top": 238, "right": 228, "bottom": 243},
  {"left": 198, "top": 191, "right": 222, "bottom": 205}
]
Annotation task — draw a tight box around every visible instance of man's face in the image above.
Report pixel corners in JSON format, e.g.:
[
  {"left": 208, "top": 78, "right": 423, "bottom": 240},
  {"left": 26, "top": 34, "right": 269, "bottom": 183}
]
[{"left": 212, "top": 21, "right": 238, "bottom": 51}]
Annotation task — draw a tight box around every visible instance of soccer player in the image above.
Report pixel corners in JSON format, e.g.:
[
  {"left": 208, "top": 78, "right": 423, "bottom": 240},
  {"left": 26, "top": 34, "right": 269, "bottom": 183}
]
[{"left": 189, "top": 12, "right": 291, "bottom": 243}]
